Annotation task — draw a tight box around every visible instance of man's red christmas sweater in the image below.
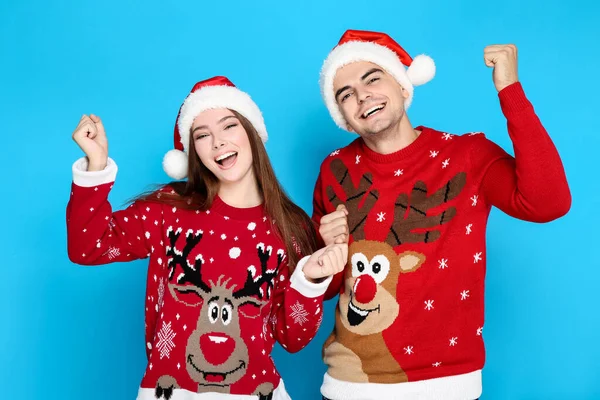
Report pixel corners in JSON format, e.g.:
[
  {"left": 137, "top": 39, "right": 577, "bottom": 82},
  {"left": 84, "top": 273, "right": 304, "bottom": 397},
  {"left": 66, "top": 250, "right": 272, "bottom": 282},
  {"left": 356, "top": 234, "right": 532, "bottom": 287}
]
[{"left": 312, "top": 83, "right": 571, "bottom": 400}]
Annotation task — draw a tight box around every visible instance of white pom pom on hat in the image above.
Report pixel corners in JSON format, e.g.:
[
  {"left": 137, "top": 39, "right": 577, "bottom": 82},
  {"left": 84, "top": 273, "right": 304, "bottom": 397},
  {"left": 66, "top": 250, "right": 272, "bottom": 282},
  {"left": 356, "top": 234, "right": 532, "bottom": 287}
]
[
  {"left": 407, "top": 54, "right": 437, "bottom": 86},
  {"left": 319, "top": 29, "right": 436, "bottom": 131},
  {"left": 162, "top": 149, "right": 188, "bottom": 181},
  {"left": 163, "top": 76, "right": 268, "bottom": 180}
]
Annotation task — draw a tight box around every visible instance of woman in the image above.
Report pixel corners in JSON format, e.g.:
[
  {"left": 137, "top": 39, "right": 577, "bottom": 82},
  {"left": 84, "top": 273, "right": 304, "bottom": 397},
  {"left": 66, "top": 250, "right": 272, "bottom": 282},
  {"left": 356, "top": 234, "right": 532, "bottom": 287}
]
[{"left": 67, "top": 76, "right": 347, "bottom": 400}]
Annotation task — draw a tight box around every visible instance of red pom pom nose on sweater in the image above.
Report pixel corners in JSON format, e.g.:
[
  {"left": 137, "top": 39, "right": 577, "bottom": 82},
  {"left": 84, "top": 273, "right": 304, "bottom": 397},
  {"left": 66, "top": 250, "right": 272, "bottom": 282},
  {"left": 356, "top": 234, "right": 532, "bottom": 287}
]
[
  {"left": 200, "top": 333, "right": 235, "bottom": 365},
  {"left": 353, "top": 275, "right": 378, "bottom": 304}
]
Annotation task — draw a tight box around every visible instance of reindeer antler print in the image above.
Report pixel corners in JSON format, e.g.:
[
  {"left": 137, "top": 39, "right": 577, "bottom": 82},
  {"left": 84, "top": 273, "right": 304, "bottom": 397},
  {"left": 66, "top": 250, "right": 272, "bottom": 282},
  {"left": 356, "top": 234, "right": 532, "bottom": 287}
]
[
  {"left": 166, "top": 227, "right": 210, "bottom": 293},
  {"left": 327, "top": 159, "right": 379, "bottom": 241},
  {"left": 233, "top": 244, "right": 285, "bottom": 300},
  {"left": 386, "top": 172, "right": 467, "bottom": 245}
]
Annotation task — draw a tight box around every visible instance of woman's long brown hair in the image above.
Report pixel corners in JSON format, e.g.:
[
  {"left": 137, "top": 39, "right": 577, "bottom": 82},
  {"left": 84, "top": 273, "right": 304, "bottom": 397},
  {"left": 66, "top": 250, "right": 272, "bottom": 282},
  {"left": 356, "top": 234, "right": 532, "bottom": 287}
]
[{"left": 133, "top": 110, "right": 318, "bottom": 270}]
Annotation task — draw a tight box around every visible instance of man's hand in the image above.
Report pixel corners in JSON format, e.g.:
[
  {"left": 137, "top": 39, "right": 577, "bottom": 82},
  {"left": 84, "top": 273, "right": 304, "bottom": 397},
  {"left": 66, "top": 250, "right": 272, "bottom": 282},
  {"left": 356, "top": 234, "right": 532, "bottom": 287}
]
[
  {"left": 319, "top": 204, "right": 349, "bottom": 246},
  {"left": 484, "top": 44, "right": 519, "bottom": 92}
]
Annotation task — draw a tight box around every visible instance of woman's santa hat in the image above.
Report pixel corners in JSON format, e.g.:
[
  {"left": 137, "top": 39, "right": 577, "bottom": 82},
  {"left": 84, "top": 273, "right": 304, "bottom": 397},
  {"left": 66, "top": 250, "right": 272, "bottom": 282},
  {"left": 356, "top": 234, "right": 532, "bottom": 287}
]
[
  {"left": 320, "top": 29, "right": 436, "bottom": 131},
  {"left": 163, "top": 76, "right": 268, "bottom": 180}
]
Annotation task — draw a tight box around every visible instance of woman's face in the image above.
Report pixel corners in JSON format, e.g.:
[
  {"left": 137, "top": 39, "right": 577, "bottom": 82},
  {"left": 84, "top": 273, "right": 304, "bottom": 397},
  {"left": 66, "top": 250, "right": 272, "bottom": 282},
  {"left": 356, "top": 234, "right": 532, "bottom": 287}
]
[{"left": 191, "top": 108, "right": 254, "bottom": 187}]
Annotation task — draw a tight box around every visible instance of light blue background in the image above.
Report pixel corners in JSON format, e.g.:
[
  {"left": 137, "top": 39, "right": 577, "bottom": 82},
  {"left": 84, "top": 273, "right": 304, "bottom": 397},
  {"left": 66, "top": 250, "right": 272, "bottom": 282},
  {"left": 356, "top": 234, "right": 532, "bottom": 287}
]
[{"left": 1, "top": 0, "right": 598, "bottom": 398}]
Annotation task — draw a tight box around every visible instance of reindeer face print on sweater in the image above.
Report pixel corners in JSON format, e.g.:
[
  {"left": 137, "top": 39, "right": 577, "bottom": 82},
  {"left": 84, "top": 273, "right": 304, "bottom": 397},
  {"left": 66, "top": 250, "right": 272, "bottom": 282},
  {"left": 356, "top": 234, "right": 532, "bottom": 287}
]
[
  {"left": 339, "top": 242, "right": 426, "bottom": 334},
  {"left": 168, "top": 277, "right": 264, "bottom": 389},
  {"left": 158, "top": 227, "right": 284, "bottom": 396},
  {"left": 323, "top": 158, "right": 466, "bottom": 382}
]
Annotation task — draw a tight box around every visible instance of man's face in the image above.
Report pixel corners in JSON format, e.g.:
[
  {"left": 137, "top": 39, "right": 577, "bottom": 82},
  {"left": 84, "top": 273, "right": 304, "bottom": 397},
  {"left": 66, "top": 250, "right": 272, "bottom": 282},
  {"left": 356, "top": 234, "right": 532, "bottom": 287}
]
[{"left": 333, "top": 61, "right": 409, "bottom": 137}]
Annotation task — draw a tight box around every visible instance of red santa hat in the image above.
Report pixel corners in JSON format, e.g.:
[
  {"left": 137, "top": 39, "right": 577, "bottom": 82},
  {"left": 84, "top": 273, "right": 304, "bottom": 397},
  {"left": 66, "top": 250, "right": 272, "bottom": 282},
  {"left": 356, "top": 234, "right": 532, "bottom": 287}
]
[
  {"left": 163, "top": 76, "right": 268, "bottom": 180},
  {"left": 319, "top": 29, "right": 436, "bottom": 131}
]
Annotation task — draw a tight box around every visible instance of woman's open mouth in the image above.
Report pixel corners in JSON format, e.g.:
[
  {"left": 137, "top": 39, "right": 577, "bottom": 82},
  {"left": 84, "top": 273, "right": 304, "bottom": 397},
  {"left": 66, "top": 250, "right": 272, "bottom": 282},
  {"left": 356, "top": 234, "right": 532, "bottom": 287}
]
[{"left": 215, "top": 151, "right": 238, "bottom": 169}]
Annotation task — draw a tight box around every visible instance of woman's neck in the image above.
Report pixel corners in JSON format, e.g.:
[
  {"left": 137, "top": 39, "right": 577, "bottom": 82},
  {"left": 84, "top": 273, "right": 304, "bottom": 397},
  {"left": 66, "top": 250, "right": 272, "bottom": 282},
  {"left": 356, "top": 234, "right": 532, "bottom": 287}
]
[{"left": 217, "top": 170, "right": 262, "bottom": 208}]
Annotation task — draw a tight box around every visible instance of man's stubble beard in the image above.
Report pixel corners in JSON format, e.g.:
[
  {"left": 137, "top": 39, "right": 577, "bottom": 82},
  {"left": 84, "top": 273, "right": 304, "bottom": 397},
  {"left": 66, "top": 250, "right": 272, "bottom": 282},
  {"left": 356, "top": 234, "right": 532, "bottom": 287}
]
[{"left": 361, "top": 107, "right": 405, "bottom": 138}]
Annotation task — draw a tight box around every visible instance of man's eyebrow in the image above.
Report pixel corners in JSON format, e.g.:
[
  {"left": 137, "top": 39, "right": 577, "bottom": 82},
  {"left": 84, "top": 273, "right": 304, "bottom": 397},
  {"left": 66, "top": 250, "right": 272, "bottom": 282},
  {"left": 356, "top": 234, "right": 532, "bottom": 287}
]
[
  {"left": 361, "top": 68, "right": 384, "bottom": 81},
  {"left": 335, "top": 85, "right": 351, "bottom": 101},
  {"left": 335, "top": 69, "right": 384, "bottom": 101}
]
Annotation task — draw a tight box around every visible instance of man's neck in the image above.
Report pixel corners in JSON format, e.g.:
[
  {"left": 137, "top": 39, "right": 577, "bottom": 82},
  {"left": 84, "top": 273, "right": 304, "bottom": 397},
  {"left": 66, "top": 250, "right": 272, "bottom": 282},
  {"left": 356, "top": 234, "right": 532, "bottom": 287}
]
[
  {"left": 218, "top": 171, "right": 263, "bottom": 208},
  {"left": 361, "top": 115, "right": 420, "bottom": 155}
]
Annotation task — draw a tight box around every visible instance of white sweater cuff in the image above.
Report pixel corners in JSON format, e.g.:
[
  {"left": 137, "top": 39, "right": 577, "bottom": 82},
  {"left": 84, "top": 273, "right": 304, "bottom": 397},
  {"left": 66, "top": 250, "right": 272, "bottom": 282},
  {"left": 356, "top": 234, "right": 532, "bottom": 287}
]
[
  {"left": 289, "top": 255, "right": 333, "bottom": 298},
  {"left": 72, "top": 157, "right": 118, "bottom": 187}
]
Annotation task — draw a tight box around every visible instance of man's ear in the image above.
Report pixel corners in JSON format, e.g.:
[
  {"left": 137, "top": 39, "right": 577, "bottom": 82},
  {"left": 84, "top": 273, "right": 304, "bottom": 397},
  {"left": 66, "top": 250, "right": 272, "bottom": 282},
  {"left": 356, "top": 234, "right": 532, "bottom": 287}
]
[
  {"left": 401, "top": 86, "right": 410, "bottom": 100},
  {"left": 346, "top": 122, "right": 354, "bottom": 132}
]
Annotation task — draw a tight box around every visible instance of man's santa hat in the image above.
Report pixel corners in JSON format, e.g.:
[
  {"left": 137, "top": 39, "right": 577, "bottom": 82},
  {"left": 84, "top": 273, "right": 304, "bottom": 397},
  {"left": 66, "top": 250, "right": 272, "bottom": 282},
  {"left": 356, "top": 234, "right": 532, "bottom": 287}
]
[
  {"left": 163, "top": 76, "right": 268, "bottom": 180},
  {"left": 320, "top": 29, "right": 436, "bottom": 131}
]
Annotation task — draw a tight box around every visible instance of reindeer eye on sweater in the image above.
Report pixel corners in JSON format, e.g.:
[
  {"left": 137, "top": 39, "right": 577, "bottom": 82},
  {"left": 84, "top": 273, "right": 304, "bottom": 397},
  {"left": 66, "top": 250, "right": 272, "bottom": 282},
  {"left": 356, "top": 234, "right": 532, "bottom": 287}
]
[
  {"left": 369, "top": 255, "right": 390, "bottom": 284},
  {"left": 209, "top": 302, "right": 219, "bottom": 323},
  {"left": 357, "top": 261, "right": 365, "bottom": 272},
  {"left": 351, "top": 253, "right": 370, "bottom": 278},
  {"left": 372, "top": 262, "right": 381, "bottom": 274},
  {"left": 221, "top": 304, "right": 233, "bottom": 325}
]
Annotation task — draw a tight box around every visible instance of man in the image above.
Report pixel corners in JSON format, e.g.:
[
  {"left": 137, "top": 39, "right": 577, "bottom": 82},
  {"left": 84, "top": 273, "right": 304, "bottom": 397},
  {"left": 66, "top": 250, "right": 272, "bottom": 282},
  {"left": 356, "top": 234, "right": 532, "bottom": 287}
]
[{"left": 312, "top": 29, "right": 571, "bottom": 400}]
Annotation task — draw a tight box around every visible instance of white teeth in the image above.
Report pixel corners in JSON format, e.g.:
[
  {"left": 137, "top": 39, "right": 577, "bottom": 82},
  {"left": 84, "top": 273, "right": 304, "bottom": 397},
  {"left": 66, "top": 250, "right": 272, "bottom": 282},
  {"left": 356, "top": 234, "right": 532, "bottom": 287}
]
[
  {"left": 349, "top": 302, "right": 368, "bottom": 316},
  {"left": 209, "top": 335, "right": 228, "bottom": 344},
  {"left": 216, "top": 152, "right": 236, "bottom": 162},
  {"left": 362, "top": 105, "right": 384, "bottom": 118}
]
